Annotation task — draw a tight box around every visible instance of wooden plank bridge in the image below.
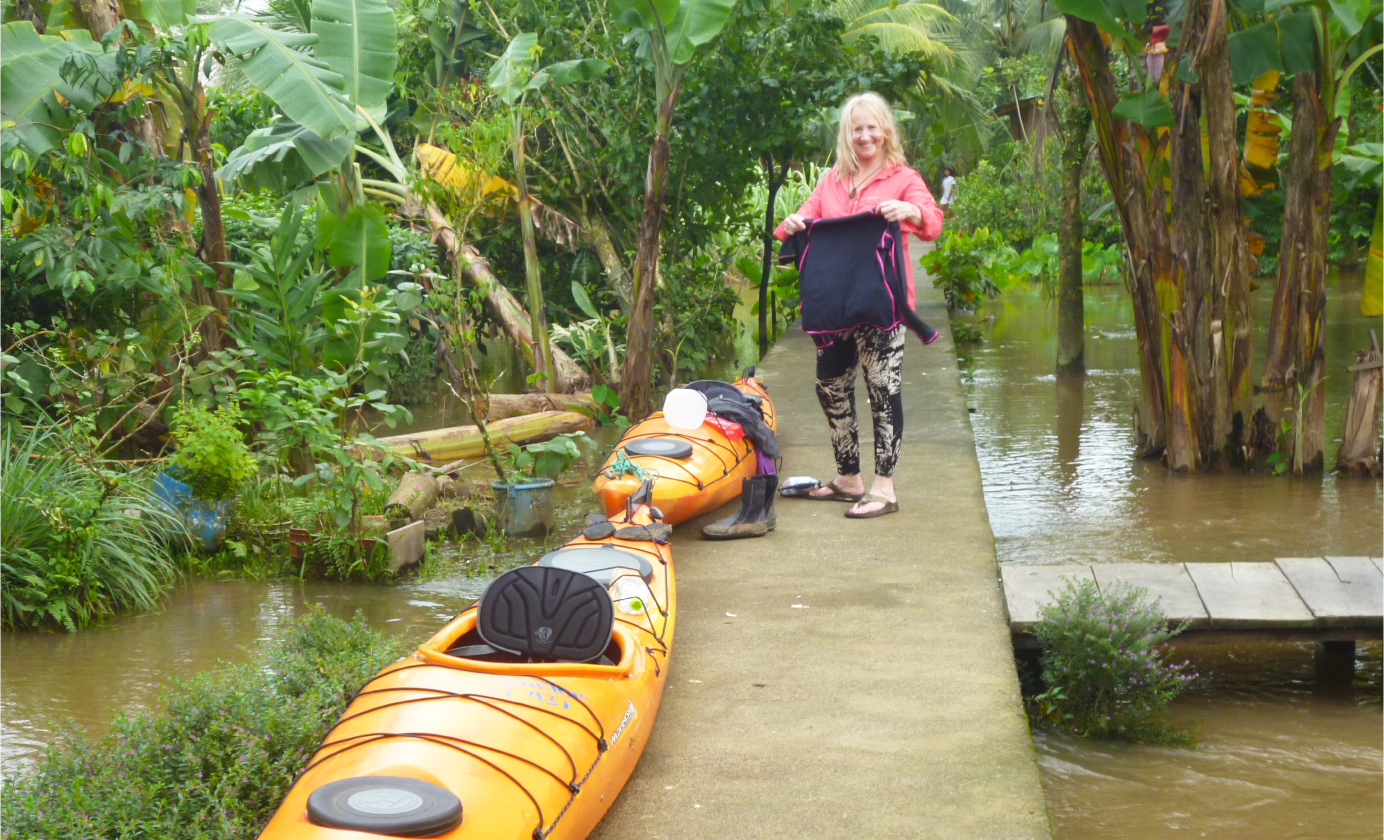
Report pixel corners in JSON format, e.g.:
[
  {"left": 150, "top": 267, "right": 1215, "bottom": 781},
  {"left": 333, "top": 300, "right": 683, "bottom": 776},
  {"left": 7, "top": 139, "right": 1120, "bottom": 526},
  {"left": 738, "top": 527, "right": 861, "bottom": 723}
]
[{"left": 1003, "top": 558, "right": 1384, "bottom": 653}]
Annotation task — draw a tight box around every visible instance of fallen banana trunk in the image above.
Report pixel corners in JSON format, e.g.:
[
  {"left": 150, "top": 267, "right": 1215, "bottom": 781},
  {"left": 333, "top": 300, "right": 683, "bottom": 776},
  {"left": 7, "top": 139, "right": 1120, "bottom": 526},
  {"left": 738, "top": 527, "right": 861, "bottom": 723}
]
[
  {"left": 376, "top": 410, "right": 593, "bottom": 466},
  {"left": 425, "top": 205, "right": 590, "bottom": 393}
]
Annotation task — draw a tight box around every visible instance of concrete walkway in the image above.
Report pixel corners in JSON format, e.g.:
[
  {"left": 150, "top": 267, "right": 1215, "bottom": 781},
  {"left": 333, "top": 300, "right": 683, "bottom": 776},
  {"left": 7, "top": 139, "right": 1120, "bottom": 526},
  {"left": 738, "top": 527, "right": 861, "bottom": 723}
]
[{"left": 592, "top": 286, "right": 1052, "bottom": 840}]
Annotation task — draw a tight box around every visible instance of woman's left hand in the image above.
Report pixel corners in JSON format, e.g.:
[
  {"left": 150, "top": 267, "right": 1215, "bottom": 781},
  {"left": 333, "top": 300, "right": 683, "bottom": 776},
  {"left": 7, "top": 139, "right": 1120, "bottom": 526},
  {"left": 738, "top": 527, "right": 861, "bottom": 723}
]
[{"left": 875, "top": 200, "right": 920, "bottom": 225}]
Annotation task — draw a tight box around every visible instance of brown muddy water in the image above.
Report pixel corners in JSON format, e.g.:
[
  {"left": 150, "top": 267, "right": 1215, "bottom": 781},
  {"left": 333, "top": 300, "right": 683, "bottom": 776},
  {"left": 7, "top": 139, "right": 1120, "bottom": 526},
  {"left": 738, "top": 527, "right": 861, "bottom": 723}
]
[{"left": 959, "top": 270, "right": 1382, "bottom": 840}]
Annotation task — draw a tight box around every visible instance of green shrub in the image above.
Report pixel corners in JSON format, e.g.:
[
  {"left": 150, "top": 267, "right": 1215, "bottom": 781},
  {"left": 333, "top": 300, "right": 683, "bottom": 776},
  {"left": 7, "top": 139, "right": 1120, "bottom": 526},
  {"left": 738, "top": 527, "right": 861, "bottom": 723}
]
[
  {"left": 169, "top": 402, "right": 257, "bottom": 502},
  {"left": 920, "top": 228, "right": 1014, "bottom": 311},
  {"left": 0, "top": 608, "right": 406, "bottom": 838},
  {"left": 1, "top": 425, "right": 185, "bottom": 631},
  {"left": 945, "top": 158, "right": 1038, "bottom": 244},
  {"left": 1032, "top": 578, "right": 1196, "bottom": 743},
  {"left": 504, "top": 431, "right": 599, "bottom": 480}
]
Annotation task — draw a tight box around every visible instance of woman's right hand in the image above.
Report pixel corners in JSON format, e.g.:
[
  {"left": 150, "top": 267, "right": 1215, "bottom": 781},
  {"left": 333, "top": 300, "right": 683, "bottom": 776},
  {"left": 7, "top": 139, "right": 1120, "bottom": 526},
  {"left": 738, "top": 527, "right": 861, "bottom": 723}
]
[{"left": 781, "top": 213, "right": 807, "bottom": 235}]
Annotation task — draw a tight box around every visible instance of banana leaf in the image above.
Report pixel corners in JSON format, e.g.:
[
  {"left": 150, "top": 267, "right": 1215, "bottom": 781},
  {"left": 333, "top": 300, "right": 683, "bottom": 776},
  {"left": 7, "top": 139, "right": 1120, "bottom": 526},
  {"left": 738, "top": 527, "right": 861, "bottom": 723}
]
[
  {"left": 310, "top": 0, "right": 396, "bottom": 121},
  {"left": 208, "top": 15, "right": 360, "bottom": 141}
]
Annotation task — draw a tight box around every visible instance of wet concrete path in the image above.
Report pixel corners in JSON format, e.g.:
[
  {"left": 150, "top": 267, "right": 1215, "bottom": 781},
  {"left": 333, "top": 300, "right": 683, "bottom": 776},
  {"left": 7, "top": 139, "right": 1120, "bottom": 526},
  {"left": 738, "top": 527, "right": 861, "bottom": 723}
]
[{"left": 593, "top": 285, "right": 1051, "bottom": 839}]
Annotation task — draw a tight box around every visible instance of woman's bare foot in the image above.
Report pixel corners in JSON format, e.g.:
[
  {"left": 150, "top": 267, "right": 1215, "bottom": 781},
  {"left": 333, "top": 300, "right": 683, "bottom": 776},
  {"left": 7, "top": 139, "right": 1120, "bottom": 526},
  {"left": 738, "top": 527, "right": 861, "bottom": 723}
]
[{"left": 848, "top": 475, "right": 895, "bottom": 515}]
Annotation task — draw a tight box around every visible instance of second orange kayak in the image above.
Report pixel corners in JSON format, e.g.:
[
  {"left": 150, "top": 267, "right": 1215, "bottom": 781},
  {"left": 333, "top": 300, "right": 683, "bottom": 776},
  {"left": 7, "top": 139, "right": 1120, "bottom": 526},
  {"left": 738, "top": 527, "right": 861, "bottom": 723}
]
[{"left": 591, "top": 375, "right": 776, "bottom": 525}]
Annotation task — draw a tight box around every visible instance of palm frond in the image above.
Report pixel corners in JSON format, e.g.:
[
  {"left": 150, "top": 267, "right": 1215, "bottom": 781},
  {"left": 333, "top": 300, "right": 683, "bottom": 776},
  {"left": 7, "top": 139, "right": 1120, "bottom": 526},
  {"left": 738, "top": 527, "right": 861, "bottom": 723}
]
[
  {"left": 830, "top": 0, "right": 959, "bottom": 63},
  {"left": 1017, "top": 16, "right": 1067, "bottom": 59}
]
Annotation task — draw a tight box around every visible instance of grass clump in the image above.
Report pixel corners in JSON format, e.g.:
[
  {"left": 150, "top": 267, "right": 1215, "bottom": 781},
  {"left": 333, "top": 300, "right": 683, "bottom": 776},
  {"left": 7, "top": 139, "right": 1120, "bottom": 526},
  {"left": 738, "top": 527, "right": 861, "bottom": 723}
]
[
  {"left": 1, "top": 424, "right": 186, "bottom": 631},
  {"left": 1033, "top": 578, "right": 1196, "bottom": 743},
  {"left": 0, "top": 608, "right": 406, "bottom": 838}
]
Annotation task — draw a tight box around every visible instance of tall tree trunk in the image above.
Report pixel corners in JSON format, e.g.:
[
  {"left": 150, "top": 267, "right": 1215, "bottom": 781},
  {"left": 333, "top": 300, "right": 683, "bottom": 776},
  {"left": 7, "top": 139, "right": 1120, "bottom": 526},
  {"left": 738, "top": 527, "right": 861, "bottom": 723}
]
[
  {"left": 619, "top": 80, "right": 679, "bottom": 419},
  {"left": 513, "top": 113, "right": 555, "bottom": 393},
  {"left": 758, "top": 155, "right": 786, "bottom": 360},
  {"left": 1167, "top": 2, "right": 1214, "bottom": 472},
  {"left": 1203, "top": 9, "right": 1254, "bottom": 461},
  {"left": 71, "top": 0, "right": 165, "bottom": 152},
  {"left": 1066, "top": 7, "right": 1252, "bottom": 471},
  {"left": 1055, "top": 72, "right": 1090, "bottom": 375},
  {"left": 192, "top": 96, "right": 227, "bottom": 353},
  {"left": 1065, "top": 21, "right": 1168, "bottom": 456},
  {"left": 1260, "top": 72, "right": 1338, "bottom": 472},
  {"left": 70, "top": 0, "right": 121, "bottom": 37}
]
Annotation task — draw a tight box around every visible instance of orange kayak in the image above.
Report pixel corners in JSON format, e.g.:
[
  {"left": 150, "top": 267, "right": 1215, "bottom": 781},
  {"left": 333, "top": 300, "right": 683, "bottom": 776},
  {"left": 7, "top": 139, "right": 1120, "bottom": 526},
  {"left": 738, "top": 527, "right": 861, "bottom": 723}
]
[
  {"left": 591, "top": 376, "right": 776, "bottom": 525},
  {"left": 257, "top": 498, "right": 674, "bottom": 840}
]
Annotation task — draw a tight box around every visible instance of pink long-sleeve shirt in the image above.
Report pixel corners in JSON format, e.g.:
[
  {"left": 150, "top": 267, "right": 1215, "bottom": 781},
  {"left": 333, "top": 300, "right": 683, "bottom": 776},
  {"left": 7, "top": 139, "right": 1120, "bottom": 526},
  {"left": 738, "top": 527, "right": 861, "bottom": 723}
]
[{"left": 773, "top": 165, "right": 943, "bottom": 309}]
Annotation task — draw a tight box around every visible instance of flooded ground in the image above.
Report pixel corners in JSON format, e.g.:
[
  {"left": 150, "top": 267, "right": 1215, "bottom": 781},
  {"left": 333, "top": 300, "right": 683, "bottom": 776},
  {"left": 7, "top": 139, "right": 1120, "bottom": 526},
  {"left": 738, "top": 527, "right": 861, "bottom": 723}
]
[
  {"left": 3, "top": 271, "right": 1379, "bottom": 838},
  {"left": 959, "top": 271, "right": 1382, "bottom": 840}
]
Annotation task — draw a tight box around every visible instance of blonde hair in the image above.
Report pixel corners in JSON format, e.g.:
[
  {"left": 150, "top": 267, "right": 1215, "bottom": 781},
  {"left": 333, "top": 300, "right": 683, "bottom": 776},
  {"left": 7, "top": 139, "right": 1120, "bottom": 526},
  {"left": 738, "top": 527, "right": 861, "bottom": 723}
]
[{"left": 834, "top": 92, "right": 906, "bottom": 179}]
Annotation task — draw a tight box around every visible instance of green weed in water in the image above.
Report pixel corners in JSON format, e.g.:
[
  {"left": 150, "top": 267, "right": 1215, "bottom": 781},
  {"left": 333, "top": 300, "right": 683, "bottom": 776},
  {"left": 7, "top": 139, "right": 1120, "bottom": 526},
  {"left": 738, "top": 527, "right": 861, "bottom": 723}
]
[{"left": 1032, "top": 578, "right": 1197, "bottom": 744}]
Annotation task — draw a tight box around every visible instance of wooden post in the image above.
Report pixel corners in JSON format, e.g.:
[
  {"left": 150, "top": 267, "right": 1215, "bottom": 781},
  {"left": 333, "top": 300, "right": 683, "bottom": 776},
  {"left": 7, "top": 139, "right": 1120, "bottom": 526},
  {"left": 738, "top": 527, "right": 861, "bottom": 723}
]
[
  {"left": 1335, "top": 331, "right": 1382, "bottom": 476},
  {"left": 1314, "top": 640, "right": 1356, "bottom": 692}
]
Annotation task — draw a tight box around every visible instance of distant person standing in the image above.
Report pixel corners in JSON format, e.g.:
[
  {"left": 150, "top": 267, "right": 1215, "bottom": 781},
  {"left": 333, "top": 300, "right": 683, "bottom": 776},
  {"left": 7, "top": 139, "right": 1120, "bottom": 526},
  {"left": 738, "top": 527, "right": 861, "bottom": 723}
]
[{"left": 939, "top": 166, "right": 957, "bottom": 218}]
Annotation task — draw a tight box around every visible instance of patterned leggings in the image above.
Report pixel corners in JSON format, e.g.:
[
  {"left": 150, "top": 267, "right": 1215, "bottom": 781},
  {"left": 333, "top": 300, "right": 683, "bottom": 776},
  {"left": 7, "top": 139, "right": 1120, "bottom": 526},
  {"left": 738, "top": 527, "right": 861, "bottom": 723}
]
[{"left": 814, "top": 324, "right": 906, "bottom": 477}]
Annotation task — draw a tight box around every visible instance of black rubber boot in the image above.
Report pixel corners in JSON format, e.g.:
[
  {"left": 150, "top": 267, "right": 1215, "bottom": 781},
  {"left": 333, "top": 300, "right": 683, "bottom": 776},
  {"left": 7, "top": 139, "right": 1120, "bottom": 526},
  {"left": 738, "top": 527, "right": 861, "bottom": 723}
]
[{"left": 702, "top": 474, "right": 778, "bottom": 539}]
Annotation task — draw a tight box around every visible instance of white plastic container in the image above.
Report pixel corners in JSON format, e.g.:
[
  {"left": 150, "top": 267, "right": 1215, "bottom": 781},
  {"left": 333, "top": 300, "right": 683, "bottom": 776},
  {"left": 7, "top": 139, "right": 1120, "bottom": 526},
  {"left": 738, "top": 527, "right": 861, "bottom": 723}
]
[
  {"left": 662, "top": 388, "right": 708, "bottom": 430},
  {"left": 611, "top": 574, "right": 653, "bottom": 615}
]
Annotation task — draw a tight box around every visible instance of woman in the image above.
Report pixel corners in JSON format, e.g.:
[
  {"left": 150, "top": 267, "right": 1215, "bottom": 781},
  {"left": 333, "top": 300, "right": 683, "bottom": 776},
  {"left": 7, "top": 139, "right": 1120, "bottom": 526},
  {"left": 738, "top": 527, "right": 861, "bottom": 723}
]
[{"left": 774, "top": 91, "right": 943, "bottom": 519}]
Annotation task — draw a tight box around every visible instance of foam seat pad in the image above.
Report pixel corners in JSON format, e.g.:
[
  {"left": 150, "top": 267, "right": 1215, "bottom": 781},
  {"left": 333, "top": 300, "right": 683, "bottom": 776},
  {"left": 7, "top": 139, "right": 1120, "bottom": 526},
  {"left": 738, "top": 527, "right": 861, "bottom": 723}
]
[
  {"left": 624, "top": 437, "right": 694, "bottom": 459},
  {"left": 478, "top": 566, "right": 614, "bottom": 663},
  {"left": 539, "top": 545, "right": 655, "bottom": 585},
  {"left": 306, "top": 776, "right": 462, "bottom": 837}
]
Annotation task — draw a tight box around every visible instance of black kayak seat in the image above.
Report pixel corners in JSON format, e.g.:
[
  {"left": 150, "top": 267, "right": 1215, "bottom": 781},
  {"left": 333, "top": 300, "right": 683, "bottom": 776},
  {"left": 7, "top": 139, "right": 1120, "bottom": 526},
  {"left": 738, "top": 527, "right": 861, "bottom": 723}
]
[
  {"left": 625, "top": 437, "right": 694, "bottom": 459},
  {"left": 539, "top": 545, "right": 654, "bottom": 585},
  {"left": 477, "top": 566, "right": 613, "bottom": 663}
]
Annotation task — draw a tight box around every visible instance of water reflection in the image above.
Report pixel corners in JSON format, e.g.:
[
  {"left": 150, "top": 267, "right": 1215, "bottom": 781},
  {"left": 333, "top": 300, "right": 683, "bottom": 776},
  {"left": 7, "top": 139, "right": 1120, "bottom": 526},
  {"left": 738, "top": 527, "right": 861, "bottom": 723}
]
[
  {"left": 962, "top": 275, "right": 1382, "bottom": 566},
  {"left": 1054, "top": 372, "right": 1084, "bottom": 487}
]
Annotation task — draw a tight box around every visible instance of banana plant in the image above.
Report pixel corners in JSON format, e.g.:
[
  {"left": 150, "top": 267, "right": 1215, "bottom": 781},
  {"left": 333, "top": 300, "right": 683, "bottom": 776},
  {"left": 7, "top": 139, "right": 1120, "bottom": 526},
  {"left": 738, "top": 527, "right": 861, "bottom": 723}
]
[
  {"left": 210, "top": 0, "right": 399, "bottom": 215},
  {"left": 488, "top": 32, "right": 607, "bottom": 393},
  {"left": 608, "top": 0, "right": 740, "bottom": 416}
]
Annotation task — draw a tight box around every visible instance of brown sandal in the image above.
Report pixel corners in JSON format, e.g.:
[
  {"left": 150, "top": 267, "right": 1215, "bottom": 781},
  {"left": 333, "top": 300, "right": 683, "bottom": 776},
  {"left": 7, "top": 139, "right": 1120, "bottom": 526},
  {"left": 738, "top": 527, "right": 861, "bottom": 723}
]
[
  {"left": 844, "top": 494, "right": 899, "bottom": 519},
  {"left": 804, "top": 479, "right": 864, "bottom": 502}
]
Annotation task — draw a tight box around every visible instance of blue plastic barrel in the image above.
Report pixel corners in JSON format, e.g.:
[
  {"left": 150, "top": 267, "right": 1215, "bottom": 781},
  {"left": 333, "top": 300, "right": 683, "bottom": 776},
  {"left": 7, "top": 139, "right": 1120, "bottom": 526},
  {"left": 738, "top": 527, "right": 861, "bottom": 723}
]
[
  {"left": 153, "top": 472, "right": 231, "bottom": 552},
  {"left": 490, "top": 478, "right": 555, "bottom": 538}
]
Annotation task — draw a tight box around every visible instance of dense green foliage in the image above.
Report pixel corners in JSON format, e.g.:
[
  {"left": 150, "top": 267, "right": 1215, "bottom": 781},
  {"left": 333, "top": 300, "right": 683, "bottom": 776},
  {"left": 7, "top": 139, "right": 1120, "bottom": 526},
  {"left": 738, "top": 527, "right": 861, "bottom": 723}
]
[
  {"left": 1, "top": 0, "right": 1378, "bottom": 626},
  {"left": 922, "top": 228, "right": 1010, "bottom": 311},
  {"left": 1033, "top": 578, "right": 1196, "bottom": 743},
  {"left": 0, "top": 609, "right": 406, "bottom": 837}
]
